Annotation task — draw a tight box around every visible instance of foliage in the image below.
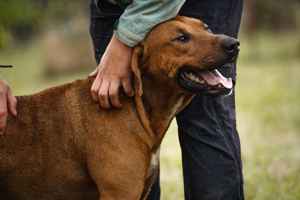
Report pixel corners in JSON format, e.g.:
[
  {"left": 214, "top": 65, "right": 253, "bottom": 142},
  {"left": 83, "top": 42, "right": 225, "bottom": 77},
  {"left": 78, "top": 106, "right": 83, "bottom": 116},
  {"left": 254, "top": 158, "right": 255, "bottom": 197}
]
[
  {"left": 243, "top": 0, "right": 300, "bottom": 34},
  {"left": 0, "top": 0, "right": 46, "bottom": 48},
  {"left": 0, "top": 0, "right": 88, "bottom": 48}
]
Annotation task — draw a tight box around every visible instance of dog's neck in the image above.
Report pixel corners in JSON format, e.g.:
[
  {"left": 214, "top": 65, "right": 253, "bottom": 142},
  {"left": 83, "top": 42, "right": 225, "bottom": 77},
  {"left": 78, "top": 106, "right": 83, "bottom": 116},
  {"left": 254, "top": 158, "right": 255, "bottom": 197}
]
[{"left": 134, "top": 76, "right": 194, "bottom": 151}]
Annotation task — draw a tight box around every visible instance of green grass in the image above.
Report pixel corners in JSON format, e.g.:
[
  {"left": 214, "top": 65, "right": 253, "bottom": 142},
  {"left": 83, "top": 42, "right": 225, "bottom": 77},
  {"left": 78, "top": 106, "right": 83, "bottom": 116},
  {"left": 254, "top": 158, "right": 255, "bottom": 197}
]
[
  {"left": 0, "top": 29, "right": 300, "bottom": 200},
  {"left": 235, "top": 30, "right": 300, "bottom": 200}
]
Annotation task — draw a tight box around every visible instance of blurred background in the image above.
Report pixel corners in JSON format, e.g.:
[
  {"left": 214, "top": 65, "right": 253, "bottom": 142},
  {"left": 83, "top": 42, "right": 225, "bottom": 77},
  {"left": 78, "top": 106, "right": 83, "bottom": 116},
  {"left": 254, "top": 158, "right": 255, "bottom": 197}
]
[{"left": 0, "top": 0, "right": 300, "bottom": 199}]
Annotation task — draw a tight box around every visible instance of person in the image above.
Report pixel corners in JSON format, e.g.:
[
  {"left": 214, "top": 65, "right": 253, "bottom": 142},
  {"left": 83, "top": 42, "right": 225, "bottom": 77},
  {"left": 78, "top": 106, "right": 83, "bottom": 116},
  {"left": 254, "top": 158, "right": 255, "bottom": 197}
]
[
  {"left": 0, "top": 0, "right": 244, "bottom": 199},
  {"left": 89, "top": 0, "right": 244, "bottom": 199}
]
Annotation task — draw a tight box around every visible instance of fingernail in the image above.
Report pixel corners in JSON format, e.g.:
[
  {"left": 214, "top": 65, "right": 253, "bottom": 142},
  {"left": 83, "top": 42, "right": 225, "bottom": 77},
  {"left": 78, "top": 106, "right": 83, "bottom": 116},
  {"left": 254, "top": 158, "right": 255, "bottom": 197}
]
[{"left": 89, "top": 71, "right": 96, "bottom": 77}]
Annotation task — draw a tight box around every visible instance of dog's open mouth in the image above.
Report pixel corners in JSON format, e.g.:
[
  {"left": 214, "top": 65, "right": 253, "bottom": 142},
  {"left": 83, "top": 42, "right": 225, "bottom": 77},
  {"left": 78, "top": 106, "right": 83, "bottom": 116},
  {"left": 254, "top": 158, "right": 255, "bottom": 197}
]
[{"left": 177, "top": 68, "right": 233, "bottom": 97}]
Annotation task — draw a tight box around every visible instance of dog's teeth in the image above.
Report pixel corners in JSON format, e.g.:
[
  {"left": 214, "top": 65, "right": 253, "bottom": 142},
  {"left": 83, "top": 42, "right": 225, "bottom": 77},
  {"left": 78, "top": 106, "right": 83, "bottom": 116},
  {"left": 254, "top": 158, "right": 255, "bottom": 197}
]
[
  {"left": 184, "top": 72, "right": 204, "bottom": 83},
  {"left": 218, "top": 83, "right": 222, "bottom": 88},
  {"left": 186, "top": 73, "right": 194, "bottom": 81}
]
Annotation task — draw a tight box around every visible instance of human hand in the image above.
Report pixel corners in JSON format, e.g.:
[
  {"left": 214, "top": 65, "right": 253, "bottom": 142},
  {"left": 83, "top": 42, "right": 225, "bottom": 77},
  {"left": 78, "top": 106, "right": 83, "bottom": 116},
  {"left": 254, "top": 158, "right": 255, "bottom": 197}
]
[
  {"left": 90, "top": 35, "right": 135, "bottom": 109},
  {"left": 0, "top": 76, "right": 17, "bottom": 135}
]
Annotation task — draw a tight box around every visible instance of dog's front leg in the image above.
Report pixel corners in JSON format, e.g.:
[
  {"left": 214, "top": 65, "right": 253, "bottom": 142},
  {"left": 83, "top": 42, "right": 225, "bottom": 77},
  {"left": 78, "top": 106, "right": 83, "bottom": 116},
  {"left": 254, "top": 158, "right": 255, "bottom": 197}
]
[
  {"left": 87, "top": 144, "right": 151, "bottom": 200},
  {"left": 140, "top": 164, "right": 159, "bottom": 200}
]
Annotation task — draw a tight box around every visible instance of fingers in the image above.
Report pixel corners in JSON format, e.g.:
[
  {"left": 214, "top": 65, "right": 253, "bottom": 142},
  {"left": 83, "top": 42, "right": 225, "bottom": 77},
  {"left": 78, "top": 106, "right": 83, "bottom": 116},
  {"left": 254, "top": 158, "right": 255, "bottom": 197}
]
[
  {"left": 0, "top": 77, "right": 17, "bottom": 135},
  {"left": 91, "top": 69, "right": 115, "bottom": 109},
  {"left": 91, "top": 77, "right": 124, "bottom": 109},
  {"left": 91, "top": 73, "right": 102, "bottom": 102},
  {"left": 7, "top": 88, "right": 17, "bottom": 117},
  {"left": 109, "top": 79, "right": 122, "bottom": 109},
  {"left": 89, "top": 67, "right": 99, "bottom": 77},
  {"left": 91, "top": 74, "right": 134, "bottom": 109},
  {"left": 122, "top": 78, "right": 135, "bottom": 97},
  {"left": 98, "top": 80, "right": 112, "bottom": 109},
  {"left": 0, "top": 91, "right": 8, "bottom": 135}
]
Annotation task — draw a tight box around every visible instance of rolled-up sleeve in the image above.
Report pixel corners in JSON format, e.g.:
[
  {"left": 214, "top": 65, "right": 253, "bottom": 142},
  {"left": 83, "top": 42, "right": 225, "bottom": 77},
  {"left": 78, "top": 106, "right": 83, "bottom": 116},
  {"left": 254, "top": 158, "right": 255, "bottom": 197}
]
[{"left": 114, "top": 0, "right": 186, "bottom": 47}]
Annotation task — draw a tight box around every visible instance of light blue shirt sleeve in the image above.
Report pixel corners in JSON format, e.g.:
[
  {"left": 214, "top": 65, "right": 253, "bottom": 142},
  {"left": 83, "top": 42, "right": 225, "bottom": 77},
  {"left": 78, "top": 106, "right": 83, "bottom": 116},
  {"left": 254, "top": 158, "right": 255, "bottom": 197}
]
[{"left": 114, "top": 0, "right": 186, "bottom": 47}]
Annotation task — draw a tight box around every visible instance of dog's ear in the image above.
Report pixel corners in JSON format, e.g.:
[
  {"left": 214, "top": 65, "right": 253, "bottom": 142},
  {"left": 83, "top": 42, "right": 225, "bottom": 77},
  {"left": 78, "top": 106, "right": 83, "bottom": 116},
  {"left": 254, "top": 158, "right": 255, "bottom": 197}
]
[{"left": 131, "top": 44, "right": 144, "bottom": 97}]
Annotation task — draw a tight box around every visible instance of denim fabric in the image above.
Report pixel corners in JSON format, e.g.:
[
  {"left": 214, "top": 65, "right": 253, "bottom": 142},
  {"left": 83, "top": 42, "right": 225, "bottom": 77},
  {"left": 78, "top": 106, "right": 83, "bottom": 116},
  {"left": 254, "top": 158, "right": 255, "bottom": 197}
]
[{"left": 89, "top": 0, "right": 244, "bottom": 199}]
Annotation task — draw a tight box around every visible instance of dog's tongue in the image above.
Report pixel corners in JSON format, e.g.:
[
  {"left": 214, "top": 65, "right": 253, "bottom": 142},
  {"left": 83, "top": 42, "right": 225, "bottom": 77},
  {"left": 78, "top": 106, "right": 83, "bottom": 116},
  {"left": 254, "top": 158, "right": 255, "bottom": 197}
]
[{"left": 199, "top": 69, "right": 233, "bottom": 89}]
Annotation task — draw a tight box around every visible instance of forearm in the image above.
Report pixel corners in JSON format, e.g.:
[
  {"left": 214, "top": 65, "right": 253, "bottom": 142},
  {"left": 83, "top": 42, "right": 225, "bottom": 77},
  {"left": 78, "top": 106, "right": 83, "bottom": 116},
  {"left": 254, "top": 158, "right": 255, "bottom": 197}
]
[{"left": 114, "top": 0, "right": 186, "bottom": 47}]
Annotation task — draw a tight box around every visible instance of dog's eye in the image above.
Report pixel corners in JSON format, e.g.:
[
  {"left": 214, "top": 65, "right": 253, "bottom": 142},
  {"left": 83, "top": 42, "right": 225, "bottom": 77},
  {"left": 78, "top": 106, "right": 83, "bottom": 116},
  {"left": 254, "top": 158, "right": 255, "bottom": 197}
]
[
  {"left": 173, "top": 34, "right": 190, "bottom": 43},
  {"left": 205, "top": 26, "right": 212, "bottom": 33}
]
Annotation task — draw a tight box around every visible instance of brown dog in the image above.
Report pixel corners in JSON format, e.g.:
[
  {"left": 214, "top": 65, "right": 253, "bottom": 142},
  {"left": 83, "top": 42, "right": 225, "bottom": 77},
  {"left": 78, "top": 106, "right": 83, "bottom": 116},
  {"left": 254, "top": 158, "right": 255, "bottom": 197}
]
[{"left": 0, "top": 16, "right": 239, "bottom": 200}]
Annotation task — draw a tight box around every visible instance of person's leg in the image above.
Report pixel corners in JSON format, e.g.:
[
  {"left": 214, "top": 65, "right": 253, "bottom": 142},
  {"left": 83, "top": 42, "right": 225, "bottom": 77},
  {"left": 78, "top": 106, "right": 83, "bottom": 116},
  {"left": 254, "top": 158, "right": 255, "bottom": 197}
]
[
  {"left": 177, "top": 0, "right": 244, "bottom": 199},
  {"left": 145, "top": 167, "right": 161, "bottom": 200},
  {"left": 89, "top": 0, "right": 120, "bottom": 65},
  {"left": 177, "top": 92, "right": 244, "bottom": 199},
  {"left": 89, "top": 0, "right": 161, "bottom": 198}
]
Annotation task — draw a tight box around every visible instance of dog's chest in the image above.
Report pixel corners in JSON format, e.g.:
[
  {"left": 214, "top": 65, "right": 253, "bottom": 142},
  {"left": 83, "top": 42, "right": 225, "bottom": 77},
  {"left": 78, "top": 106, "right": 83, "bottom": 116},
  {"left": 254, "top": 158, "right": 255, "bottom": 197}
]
[{"left": 146, "top": 147, "right": 160, "bottom": 178}]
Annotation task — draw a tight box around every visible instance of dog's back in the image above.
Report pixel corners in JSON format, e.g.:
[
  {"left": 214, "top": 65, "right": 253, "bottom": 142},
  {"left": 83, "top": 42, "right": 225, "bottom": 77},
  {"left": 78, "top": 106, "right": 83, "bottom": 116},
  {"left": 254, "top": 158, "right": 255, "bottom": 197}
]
[
  {"left": 0, "top": 77, "right": 146, "bottom": 200},
  {"left": 0, "top": 78, "right": 96, "bottom": 199}
]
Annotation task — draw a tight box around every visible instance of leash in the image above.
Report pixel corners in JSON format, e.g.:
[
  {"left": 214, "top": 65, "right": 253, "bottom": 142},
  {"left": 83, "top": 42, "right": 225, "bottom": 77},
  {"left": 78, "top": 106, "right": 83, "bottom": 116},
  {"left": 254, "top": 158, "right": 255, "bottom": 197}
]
[{"left": 0, "top": 65, "right": 13, "bottom": 68}]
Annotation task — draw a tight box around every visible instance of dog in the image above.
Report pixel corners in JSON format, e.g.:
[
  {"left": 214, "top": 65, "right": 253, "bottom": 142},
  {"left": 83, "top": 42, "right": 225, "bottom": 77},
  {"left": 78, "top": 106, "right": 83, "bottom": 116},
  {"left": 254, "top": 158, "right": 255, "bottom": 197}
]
[{"left": 0, "top": 16, "right": 239, "bottom": 200}]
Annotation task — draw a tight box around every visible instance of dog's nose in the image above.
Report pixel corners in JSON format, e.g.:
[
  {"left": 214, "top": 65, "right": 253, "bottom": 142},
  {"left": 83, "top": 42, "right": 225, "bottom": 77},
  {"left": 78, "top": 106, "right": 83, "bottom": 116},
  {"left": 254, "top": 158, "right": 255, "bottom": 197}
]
[{"left": 223, "top": 38, "right": 240, "bottom": 53}]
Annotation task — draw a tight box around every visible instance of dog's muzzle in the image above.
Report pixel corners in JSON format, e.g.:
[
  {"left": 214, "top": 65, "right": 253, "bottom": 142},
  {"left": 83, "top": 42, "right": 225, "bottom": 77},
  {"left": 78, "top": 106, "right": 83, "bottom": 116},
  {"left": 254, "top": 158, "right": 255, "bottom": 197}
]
[{"left": 223, "top": 38, "right": 240, "bottom": 63}]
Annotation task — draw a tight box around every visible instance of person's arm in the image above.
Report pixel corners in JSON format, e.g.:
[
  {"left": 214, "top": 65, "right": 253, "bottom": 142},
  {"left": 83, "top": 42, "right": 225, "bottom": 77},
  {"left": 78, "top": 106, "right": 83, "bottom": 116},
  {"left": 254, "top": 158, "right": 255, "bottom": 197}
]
[
  {"left": 90, "top": 0, "right": 185, "bottom": 109},
  {"left": 0, "top": 76, "right": 17, "bottom": 135},
  {"left": 114, "top": 0, "right": 186, "bottom": 47}
]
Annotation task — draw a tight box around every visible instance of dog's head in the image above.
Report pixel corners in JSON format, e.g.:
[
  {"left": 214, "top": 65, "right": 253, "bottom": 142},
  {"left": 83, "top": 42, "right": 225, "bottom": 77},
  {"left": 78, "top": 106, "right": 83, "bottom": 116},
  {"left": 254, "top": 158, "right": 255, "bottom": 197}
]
[{"left": 132, "top": 16, "right": 239, "bottom": 98}]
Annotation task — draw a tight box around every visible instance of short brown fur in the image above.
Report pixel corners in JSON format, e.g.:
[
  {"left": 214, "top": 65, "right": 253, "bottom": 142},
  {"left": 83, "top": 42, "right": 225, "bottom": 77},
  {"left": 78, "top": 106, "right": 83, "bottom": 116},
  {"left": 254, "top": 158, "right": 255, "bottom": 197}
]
[{"left": 0, "top": 16, "right": 237, "bottom": 200}]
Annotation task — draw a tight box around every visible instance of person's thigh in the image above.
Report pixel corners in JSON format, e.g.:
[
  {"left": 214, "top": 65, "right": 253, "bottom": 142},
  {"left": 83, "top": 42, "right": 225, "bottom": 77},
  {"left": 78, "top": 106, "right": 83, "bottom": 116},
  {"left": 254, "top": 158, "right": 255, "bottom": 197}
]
[
  {"left": 89, "top": 0, "right": 121, "bottom": 65},
  {"left": 177, "top": 91, "right": 244, "bottom": 199}
]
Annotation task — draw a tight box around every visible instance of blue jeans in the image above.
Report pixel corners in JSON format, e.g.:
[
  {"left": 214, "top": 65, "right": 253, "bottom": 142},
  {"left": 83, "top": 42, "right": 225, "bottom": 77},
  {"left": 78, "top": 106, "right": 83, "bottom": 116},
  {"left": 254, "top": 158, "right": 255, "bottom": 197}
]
[{"left": 89, "top": 0, "right": 244, "bottom": 199}]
